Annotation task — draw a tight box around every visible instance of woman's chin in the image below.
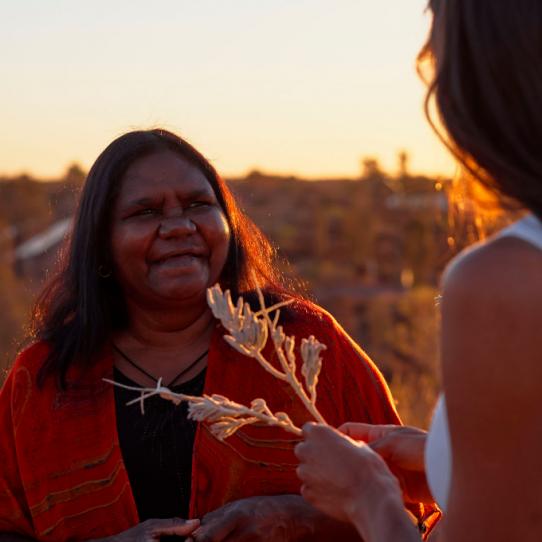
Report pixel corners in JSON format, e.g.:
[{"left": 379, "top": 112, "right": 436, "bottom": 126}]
[
  {"left": 148, "top": 261, "right": 212, "bottom": 296},
  {"left": 151, "top": 279, "right": 211, "bottom": 306},
  {"left": 152, "top": 255, "right": 204, "bottom": 275}
]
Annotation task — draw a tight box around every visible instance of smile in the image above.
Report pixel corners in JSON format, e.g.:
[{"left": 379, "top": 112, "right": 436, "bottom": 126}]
[
  {"left": 153, "top": 247, "right": 206, "bottom": 262},
  {"left": 154, "top": 254, "right": 202, "bottom": 268}
]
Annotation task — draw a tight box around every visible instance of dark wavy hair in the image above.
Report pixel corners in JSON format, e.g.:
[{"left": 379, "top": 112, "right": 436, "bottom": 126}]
[
  {"left": 33, "top": 129, "right": 302, "bottom": 387},
  {"left": 418, "top": 0, "right": 542, "bottom": 220}
]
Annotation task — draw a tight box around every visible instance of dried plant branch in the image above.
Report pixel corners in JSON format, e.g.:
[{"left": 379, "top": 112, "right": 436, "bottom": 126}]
[
  {"left": 300, "top": 336, "right": 326, "bottom": 404},
  {"left": 105, "top": 281, "right": 329, "bottom": 443},
  {"left": 188, "top": 395, "right": 302, "bottom": 438},
  {"left": 104, "top": 378, "right": 302, "bottom": 439},
  {"left": 103, "top": 378, "right": 197, "bottom": 415},
  {"left": 207, "top": 283, "right": 327, "bottom": 425}
]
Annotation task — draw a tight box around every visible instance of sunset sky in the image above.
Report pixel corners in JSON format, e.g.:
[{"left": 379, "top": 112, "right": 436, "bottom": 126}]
[{"left": 1, "top": 0, "right": 456, "bottom": 180}]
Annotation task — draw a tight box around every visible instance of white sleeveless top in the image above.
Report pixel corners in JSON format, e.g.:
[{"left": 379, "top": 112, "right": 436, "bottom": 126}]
[{"left": 424, "top": 214, "right": 542, "bottom": 511}]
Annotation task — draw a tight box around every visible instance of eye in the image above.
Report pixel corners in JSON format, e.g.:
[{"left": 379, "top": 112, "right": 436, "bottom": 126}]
[
  {"left": 135, "top": 207, "right": 161, "bottom": 216},
  {"left": 187, "top": 201, "right": 211, "bottom": 209}
]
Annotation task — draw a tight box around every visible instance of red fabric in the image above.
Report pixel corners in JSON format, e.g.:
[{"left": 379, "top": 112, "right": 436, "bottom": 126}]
[{"left": 0, "top": 301, "right": 438, "bottom": 540}]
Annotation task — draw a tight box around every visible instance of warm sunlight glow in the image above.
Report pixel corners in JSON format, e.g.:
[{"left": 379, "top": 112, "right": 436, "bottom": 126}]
[{"left": 1, "top": 0, "right": 455, "bottom": 179}]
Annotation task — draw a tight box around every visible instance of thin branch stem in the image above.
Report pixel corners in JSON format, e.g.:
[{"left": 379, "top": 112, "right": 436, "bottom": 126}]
[
  {"left": 254, "top": 299, "right": 294, "bottom": 317},
  {"left": 253, "top": 351, "right": 288, "bottom": 381},
  {"left": 255, "top": 283, "right": 327, "bottom": 425},
  {"left": 207, "top": 403, "right": 302, "bottom": 435},
  {"left": 104, "top": 378, "right": 302, "bottom": 437}
]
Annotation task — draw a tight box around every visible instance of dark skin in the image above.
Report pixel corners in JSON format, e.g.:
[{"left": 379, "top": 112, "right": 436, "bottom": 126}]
[
  {"left": 188, "top": 495, "right": 362, "bottom": 542},
  {"left": 340, "top": 422, "right": 433, "bottom": 504},
  {"left": 0, "top": 497, "right": 362, "bottom": 542},
  {"left": 0, "top": 519, "right": 200, "bottom": 542},
  {"left": 95, "top": 519, "right": 201, "bottom": 542}
]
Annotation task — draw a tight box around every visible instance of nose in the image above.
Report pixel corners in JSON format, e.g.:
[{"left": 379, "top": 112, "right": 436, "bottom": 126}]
[{"left": 158, "top": 213, "right": 197, "bottom": 238}]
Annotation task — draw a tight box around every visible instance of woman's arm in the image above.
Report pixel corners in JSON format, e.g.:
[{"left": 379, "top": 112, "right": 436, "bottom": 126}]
[
  {"left": 310, "top": 308, "right": 440, "bottom": 530},
  {"left": 439, "top": 238, "right": 542, "bottom": 541},
  {"left": 349, "top": 495, "right": 421, "bottom": 542},
  {"left": 295, "top": 423, "right": 421, "bottom": 542},
  {"left": 188, "top": 494, "right": 361, "bottom": 541},
  {"left": 88, "top": 519, "right": 200, "bottom": 541},
  {"left": 340, "top": 422, "right": 433, "bottom": 504}
]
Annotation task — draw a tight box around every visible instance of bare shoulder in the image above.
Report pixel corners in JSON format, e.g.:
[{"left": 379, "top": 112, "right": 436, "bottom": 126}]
[
  {"left": 441, "top": 234, "right": 542, "bottom": 388},
  {"left": 442, "top": 234, "right": 542, "bottom": 300},
  {"left": 440, "top": 236, "right": 542, "bottom": 539}
]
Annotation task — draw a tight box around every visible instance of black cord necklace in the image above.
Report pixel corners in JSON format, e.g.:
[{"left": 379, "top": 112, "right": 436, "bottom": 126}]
[{"left": 112, "top": 343, "right": 208, "bottom": 388}]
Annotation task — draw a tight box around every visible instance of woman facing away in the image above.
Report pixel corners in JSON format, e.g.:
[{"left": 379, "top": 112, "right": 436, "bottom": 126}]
[
  {"left": 295, "top": 0, "right": 542, "bottom": 541},
  {"left": 0, "top": 129, "right": 437, "bottom": 541}
]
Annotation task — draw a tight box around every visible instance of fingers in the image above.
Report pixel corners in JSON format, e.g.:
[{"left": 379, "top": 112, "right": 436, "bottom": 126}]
[
  {"left": 296, "top": 463, "right": 321, "bottom": 494},
  {"left": 301, "top": 421, "right": 338, "bottom": 440},
  {"left": 295, "top": 422, "right": 364, "bottom": 465},
  {"left": 338, "top": 423, "right": 427, "bottom": 469},
  {"left": 148, "top": 518, "right": 200, "bottom": 539},
  {"left": 338, "top": 422, "right": 371, "bottom": 437},
  {"left": 191, "top": 513, "right": 238, "bottom": 542},
  {"left": 294, "top": 423, "right": 333, "bottom": 462},
  {"left": 294, "top": 440, "right": 307, "bottom": 461},
  {"left": 367, "top": 434, "right": 395, "bottom": 457},
  {"left": 191, "top": 526, "right": 240, "bottom": 542},
  {"left": 294, "top": 423, "right": 316, "bottom": 461},
  {"left": 299, "top": 483, "right": 316, "bottom": 505},
  {"left": 295, "top": 463, "right": 311, "bottom": 485},
  {"left": 295, "top": 423, "right": 354, "bottom": 487},
  {"left": 301, "top": 421, "right": 318, "bottom": 433},
  {"left": 339, "top": 422, "right": 398, "bottom": 443}
]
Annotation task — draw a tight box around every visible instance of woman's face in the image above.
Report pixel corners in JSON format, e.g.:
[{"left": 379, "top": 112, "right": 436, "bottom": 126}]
[{"left": 110, "top": 149, "right": 231, "bottom": 308}]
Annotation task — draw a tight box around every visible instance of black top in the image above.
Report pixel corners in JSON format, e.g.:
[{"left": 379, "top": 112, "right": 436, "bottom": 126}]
[{"left": 114, "top": 367, "right": 206, "bottom": 521}]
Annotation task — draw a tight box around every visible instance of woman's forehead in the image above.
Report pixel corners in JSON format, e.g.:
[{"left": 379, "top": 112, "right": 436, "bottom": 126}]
[{"left": 118, "top": 150, "right": 214, "bottom": 197}]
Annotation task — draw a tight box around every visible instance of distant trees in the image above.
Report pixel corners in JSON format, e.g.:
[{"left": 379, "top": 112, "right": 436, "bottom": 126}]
[
  {"left": 64, "top": 163, "right": 86, "bottom": 187},
  {"left": 0, "top": 222, "right": 32, "bottom": 377},
  {"left": 360, "top": 156, "right": 383, "bottom": 179},
  {"left": 0, "top": 169, "right": 85, "bottom": 380},
  {"left": 361, "top": 151, "right": 411, "bottom": 180},
  {"left": 397, "top": 150, "right": 410, "bottom": 178},
  {"left": 0, "top": 175, "right": 51, "bottom": 242}
]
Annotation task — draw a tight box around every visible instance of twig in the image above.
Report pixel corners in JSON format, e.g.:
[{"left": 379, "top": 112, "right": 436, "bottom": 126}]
[
  {"left": 104, "top": 378, "right": 303, "bottom": 439},
  {"left": 104, "top": 281, "right": 329, "bottom": 441},
  {"left": 207, "top": 282, "right": 327, "bottom": 425}
]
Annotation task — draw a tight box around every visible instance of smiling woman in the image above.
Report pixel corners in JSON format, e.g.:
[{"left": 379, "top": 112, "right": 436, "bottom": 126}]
[
  {"left": 0, "top": 129, "right": 436, "bottom": 542},
  {"left": 110, "top": 150, "right": 231, "bottom": 310}
]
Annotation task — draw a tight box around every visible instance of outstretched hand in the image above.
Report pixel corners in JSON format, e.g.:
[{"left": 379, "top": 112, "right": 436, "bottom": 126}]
[
  {"left": 187, "top": 495, "right": 312, "bottom": 542},
  {"left": 294, "top": 423, "right": 403, "bottom": 525},
  {"left": 339, "top": 423, "right": 433, "bottom": 504},
  {"left": 93, "top": 518, "right": 200, "bottom": 541}
]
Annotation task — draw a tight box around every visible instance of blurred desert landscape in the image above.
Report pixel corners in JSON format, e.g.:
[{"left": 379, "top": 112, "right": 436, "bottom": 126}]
[{"left": 0, "top": 154, "right": 493, "bottom": 428}]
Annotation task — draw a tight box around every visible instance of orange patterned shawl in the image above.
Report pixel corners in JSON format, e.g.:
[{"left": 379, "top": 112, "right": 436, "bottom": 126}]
[{"left": 0, "top": 303, "right": 438, "bottom": 540}]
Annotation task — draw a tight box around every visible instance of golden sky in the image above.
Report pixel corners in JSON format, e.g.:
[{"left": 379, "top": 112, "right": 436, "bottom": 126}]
[{"left": 1, "top": 0, "right": 456, "bottom": 179}]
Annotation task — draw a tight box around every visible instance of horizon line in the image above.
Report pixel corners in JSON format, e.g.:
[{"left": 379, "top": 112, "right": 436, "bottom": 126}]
[{"left": 0, "top": 165, "right": 455, "bottom": 183}]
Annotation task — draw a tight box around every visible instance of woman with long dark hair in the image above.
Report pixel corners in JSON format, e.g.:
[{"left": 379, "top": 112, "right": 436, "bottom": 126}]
[
  {"left": 296, "top": 1, "right": 542, "bottom": 540},
  {"left": 0, "top": 129, "right": 425, "bottom": 541}
]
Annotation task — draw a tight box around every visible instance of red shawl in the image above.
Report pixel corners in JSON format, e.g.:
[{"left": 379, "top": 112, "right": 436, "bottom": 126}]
[{"left": 0, "top": 302, "right": 438, "bottom": 539}]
